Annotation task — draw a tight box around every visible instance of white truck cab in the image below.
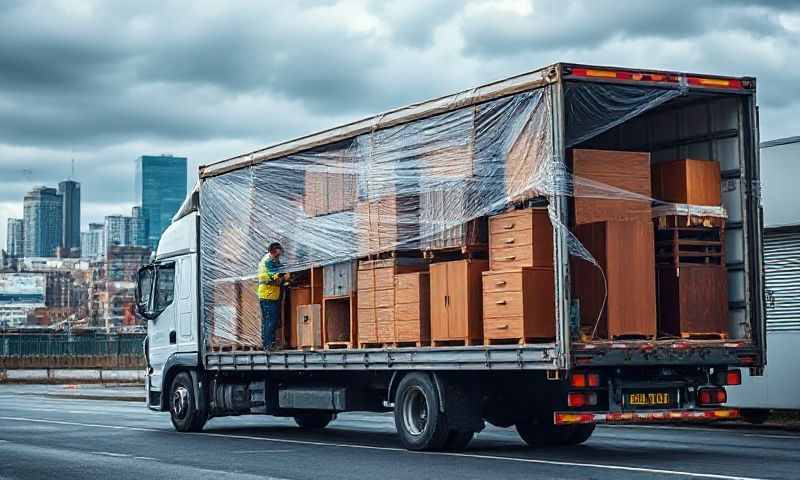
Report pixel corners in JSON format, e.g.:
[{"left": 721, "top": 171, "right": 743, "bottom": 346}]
[{"left": 137, "top": 210, "right": 199, "bottom": 411}]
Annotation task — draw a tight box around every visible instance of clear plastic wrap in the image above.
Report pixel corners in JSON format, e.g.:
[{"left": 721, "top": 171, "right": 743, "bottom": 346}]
[{"left": 199, "top": 80, "right": 720, "bottom": 348}]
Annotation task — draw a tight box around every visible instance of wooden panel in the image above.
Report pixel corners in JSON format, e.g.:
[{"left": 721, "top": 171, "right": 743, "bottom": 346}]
[
  {"left": 395, "top": 272, "right": 422, "bottom": 291},
  {"left": 357, "top": 308, "right": 376, "bottom": 343},
  {"left": 374, "top": 288, "right": 395, "bottom": 309},
  {"left": 657, "top": 264, "right": 728, "bottom": 337},
  {"left": 429, "top": 262, "right": 449, "bottom": 342},
  {"left": 374, "top": 267, "right": 396, "bottom": 290},
  {"left": 376, "top": 307, "right": 395, "bottom": 343},
  {"left": 506, "top": 119, "right": 548, "bottom": 202},
  {"left": 286, "top": 287, "right": 311, "bottom": 348},
  {"left": 572, "top": 149, "right": 652, "bottom": 225},
  {"left": 297, "top": 304, "right": 322, "bottom": 348},
  {"left": 323, "top": 260, "right": 356, "bottom": 297},
  {"left": 357, "top": 288, "right": 374, "bottom": 310},
  {"left": 482, "top": 291, "right": 525, "bottom": 318},
  {"left": 573, "top": 221, "right": 657, "bottom": 339},
  {"left": 652, "top": 158, "right": 721, "bottom": 206},
  {"left": 357, "top": 269, "right": 374, "bottom": 290}
]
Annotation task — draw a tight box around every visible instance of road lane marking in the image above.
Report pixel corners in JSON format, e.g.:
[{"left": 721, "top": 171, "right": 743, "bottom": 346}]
[
  {"left": 743, "top": 433, "right": 800, "bottom": 439},
  {"left": 91, "top": 451, "right": 131, "bottom": 457},
  {"left": 0, "top": 416, "right": 767, "bottom": 480}
]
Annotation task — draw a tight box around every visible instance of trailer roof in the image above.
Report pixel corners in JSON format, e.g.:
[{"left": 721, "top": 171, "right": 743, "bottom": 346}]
[{"left": 199, "top": 62, "right": 755, "bottom": 179}]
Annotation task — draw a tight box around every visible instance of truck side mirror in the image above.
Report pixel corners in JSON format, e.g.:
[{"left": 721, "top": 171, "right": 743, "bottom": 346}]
[{"left": 136, "top": 266, "right": 156, "bottom": 319}]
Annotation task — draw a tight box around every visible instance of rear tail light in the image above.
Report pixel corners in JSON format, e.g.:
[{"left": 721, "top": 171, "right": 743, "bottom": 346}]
[
  {"left": 570, "top": 372, "right": 601, "bottom": 388},
  {"left": 697, "top": 387, "right": 727, "bottom": 406},
  {"left": 726, "top": 369, "right": 742, "bottom": 386},
  {"left": 567, "top": 391, "right": 598, "bottom": 408}
]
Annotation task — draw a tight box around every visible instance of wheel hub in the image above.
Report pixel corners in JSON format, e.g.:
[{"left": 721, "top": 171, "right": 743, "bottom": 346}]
[
  {"left": 402, "top": 386, "right": 429, "bottom": 436},
  {"left": 172, "top": 385, "right": 190, "bottom": 419}
]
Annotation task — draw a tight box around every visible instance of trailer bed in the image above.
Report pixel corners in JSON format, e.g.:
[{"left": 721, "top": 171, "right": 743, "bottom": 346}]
[{"left": 204, "top": 339, "right": 761, "bottom": 371}]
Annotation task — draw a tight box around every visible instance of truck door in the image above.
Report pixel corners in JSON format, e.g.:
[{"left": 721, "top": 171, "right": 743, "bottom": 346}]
[
  {"left": 176, "top": 255, "right": 197, "bottom": 352},
  {"left": 146, "top": 262, "right": 177, "bottom": 392}
]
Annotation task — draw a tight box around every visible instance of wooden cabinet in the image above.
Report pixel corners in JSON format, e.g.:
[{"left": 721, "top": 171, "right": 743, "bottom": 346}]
[
  {"left": 297, "top": 304, "right": 322, "bottom": 349},
  {"left": 355, "top": 194, "right": 420, "bottom": 255},
  {"left": 430, "top": 259, "right": 489, "bottom": 345},
  {"left": 652, "top": 158, "right": 721, "bottom": 206},
  {"left": 481, "top": 268, "right": 555, "bottom": 343},
  {"left": 573, "top": 221, "right": 657, "bottom": 339},
  {"left": 657, "top": 264, "right": 728, "bottom": 338},
  {"left": 489, "top": 208, "right": 553, "bottom": 270},
  {"left": 283, "top": 286, "right": 311, "bottom": 348},
  {"left": 356, "top": 258, "right": 426, "bottom": 345},
  {"left": 323, "top": 260, "right": 357, "bottom": 297},
  {"left": 393, "top": 272, "right": 431, "bottom": 345},
  {"left": 572, "top": 149, "right": 652, "bottom": 225}
]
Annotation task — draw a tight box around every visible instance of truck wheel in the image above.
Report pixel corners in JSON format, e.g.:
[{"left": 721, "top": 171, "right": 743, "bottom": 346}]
[
  {"left": 294, "top": 413, "right": 335, "bottom": 430},
  {"left": 515, "top": 418, "right": 572, "bottom": 447},
  {"left": 741, "top": 408, "right": 770, "bottom": 425},
  {"left": 169, "top": 372, "right": 207, "bottom": 432},
  {"left": 444, "top": 430, "right": 474, "bottom": 451},
  {"left": 394, "top": 373, "right": 450, "bottom": 451},
  {"left": 564, "top": 424, "right": 595, "bottom": 445}
]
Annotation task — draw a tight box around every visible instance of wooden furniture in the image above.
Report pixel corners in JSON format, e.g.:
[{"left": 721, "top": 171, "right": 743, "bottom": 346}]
[
  {"left": 282, "top": 286, "right": 311, "bottom": 348},
  {"left": 297, "top": 304, "right": 322, "bottom": 349},
  {"left": 489, "top": 208, "right": 553, "bottom": 270},
  {"left": 208, "top": 279, "right": 262, "bottom": 350},
  {"left": 657, "top": 264, "right": 728, "bottom": 338},
  {"left": 655, "top": 217, "right": 725, "bottom": 268},
  {"left": 572, "top": 149, "right": 652, "bottom": 224},
  {"left": 573, "top": 221, "right": 657, "bottom": 339},
  {"left": 355, "top": 194, "right": 420, "bottom": 255},
  {"left": 482, "top": 268, "right": 555, "bottom": 344},
  {"left": 394, "top": 272, "right": 431, "bottom": 345},
  {"left": 652, "top": 159, "right": 721, "bottom": 206},
  {"left": 304, "top": 157, "right": 357, "bottom": 217},
  {"left": 322, "top": 295, "right": 357, "bottom": 348},
  {"left": 419, "top": 187, "right": 487, "bottom": 254},
  {"left": 505, "top": 116, "right": 549, "bottom": 202},
  {"left": 323, "top": 260, "right": 357, "bottom": 297},
  {"left": 430, "top": 259, "right": 489, "bottom": 346},
  {"left": 357, "top": 258, "right": 426, "bottom": 346}
]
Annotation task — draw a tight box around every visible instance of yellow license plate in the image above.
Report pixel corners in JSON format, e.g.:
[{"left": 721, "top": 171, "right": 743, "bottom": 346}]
[{"left": 625, "top": 391, "right": 676, "bottom": 408}]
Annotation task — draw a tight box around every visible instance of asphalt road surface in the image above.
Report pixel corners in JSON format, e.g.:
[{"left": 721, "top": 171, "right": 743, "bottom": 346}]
[{"left": 0, "top": 385, "right": 798, "bottom": 480}]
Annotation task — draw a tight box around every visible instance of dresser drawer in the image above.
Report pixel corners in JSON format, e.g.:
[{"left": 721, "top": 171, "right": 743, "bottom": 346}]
[
  {"left": 482, "top": 270, "right": 524, "bottom": 293},
  {"left": 489, "top": 211, "right": 534, "bottom": 234},
  {"left": 482, "top": 291, "right": 525, "bottom": 318},
  {"left": 483, "top": 316, "right": 524, "bottom": 339},
  {"left": 490, "top": 244, "right": 535, "bottom": 270},
  {"left": 490, "top": 228, "right": 533, "bottom": 248}
]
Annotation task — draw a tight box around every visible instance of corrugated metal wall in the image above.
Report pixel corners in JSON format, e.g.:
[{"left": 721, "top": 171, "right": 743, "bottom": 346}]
[{"left": 764, "top": 229, "right": 800, "bottom": 332}]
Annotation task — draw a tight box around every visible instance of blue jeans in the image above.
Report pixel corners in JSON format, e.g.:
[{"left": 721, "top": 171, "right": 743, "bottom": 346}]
[{"left": 260, "top": 299, "right": 280, "bottom": 348}]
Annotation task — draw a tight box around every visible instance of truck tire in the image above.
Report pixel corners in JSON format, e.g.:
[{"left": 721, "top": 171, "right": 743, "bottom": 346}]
[
  {"left": 394, "top": 373, "right": 450, "bottom": 451},
  {"left": 444, "top": 430, "right": 474, "bottom": 451},
  {"left": 169, "top": 372, "right": 207, "bottom": 432},
  {"left": 294, "top": 413, "right": 335, "bottom": 430},
  {"left": 564, "top": 424, "right": 595, "bottom": 445},
  {"left": 740, "top": 408, "right": 770, "bottom": 425},
  {"left": 516, "top": 415, "right": 587, "bottom": 447}
]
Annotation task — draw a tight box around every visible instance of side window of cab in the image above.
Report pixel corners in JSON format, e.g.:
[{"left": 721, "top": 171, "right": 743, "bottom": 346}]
[{"left": 153, "top": 263, "right": 176, "bottom": 315}]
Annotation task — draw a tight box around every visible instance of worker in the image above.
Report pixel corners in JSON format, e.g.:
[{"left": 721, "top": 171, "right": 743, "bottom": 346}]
[{"left": 258, "top": 242, "right": 289, "bottom": 351}]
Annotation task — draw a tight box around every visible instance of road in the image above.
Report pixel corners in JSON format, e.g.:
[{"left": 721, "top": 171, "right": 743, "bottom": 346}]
[{"left": 0, "top": 385, "right": 798, "bottom": 480}]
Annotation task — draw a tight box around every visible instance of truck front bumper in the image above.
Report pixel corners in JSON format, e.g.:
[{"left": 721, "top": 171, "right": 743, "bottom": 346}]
[{"left": 554, "top": 408, "right": 739, "bottom": 425}]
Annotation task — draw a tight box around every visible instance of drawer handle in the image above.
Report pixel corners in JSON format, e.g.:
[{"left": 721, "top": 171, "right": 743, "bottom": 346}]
[
  {"left": 495, "top": 280, "right": 507, "bottom": 286},
  {"left": 503, "top": 223, "right": 515, "bottom": 230},
  {"left": 502, "top": 256, "right": 516, "bottom": 261},
  {"left": 495, "top": 300, "right": 507, "bottom": 305},
  {"left": 496, "top": 324, "right": 509, "bottom": 330},
  {"left": 504, "top": 238, "right": 515, "bottom": 244}
]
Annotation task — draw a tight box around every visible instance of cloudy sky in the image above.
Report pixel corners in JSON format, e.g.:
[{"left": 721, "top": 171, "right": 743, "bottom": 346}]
[{"left": 1, "top": 0, "right": 799, "bottom": 248}]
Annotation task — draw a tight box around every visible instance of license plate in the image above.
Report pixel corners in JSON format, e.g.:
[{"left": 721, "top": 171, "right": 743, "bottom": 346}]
[{"left": 624, "top": 390, "right": 677, "bottom": 409}]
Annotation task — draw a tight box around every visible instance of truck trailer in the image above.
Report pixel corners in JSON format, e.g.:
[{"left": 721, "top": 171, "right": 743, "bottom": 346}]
[{"left": 137, "top": 63, "right": 765, "bottom": 451}]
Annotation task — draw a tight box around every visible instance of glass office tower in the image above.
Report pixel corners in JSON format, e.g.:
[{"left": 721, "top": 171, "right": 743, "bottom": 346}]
[
  {"left": 23, "top": 186, "right": 63, "bottom": 257},
  {"left": 58, "top": 180, "right": 81, "bottom": 255},
  {"left": 135, "top": 155, "right": 187, "bottom": 249}
]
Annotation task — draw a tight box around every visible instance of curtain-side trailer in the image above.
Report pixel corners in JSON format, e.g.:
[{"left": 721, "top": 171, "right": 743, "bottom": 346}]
[{"left": 137, "top": 63, "right": 764, "bottom": 451}]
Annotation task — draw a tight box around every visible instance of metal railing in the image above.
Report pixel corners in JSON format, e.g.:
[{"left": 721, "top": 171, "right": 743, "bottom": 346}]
[{"left": 0, "top": 333, "right": 145, "bottom": 358}]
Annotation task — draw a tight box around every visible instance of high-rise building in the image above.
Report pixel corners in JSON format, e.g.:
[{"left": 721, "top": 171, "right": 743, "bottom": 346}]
[
  {"left": 6, "top": 218, "right": 24, "bottom": 258},
  {"left": 81, "top": 222, "right": 105, "bottom": 260},
  {"left": 135, "top": 155, "right": 187, "bottom": 249},
  {"left": 130, "top": 206, "right": 147, "bottom": 247},
  {"left": 104, "top": 215, "right": 130, "bottom": 249},
  {"left": 23, "top": 186, "right": 63, "bottom": 258},
  {"left": 58, "top": 180, "right": 81, "bottom": 255}
]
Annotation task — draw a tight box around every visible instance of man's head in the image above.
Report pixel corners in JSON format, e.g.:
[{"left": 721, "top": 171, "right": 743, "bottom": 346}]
[{"left": 268, "top": 242, "right": 283, "bottom": 260}]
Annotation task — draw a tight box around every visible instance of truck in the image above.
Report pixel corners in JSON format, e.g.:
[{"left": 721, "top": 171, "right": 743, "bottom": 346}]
[{"left": 137, "top": 62, "right": 765, "bottom": 451}]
